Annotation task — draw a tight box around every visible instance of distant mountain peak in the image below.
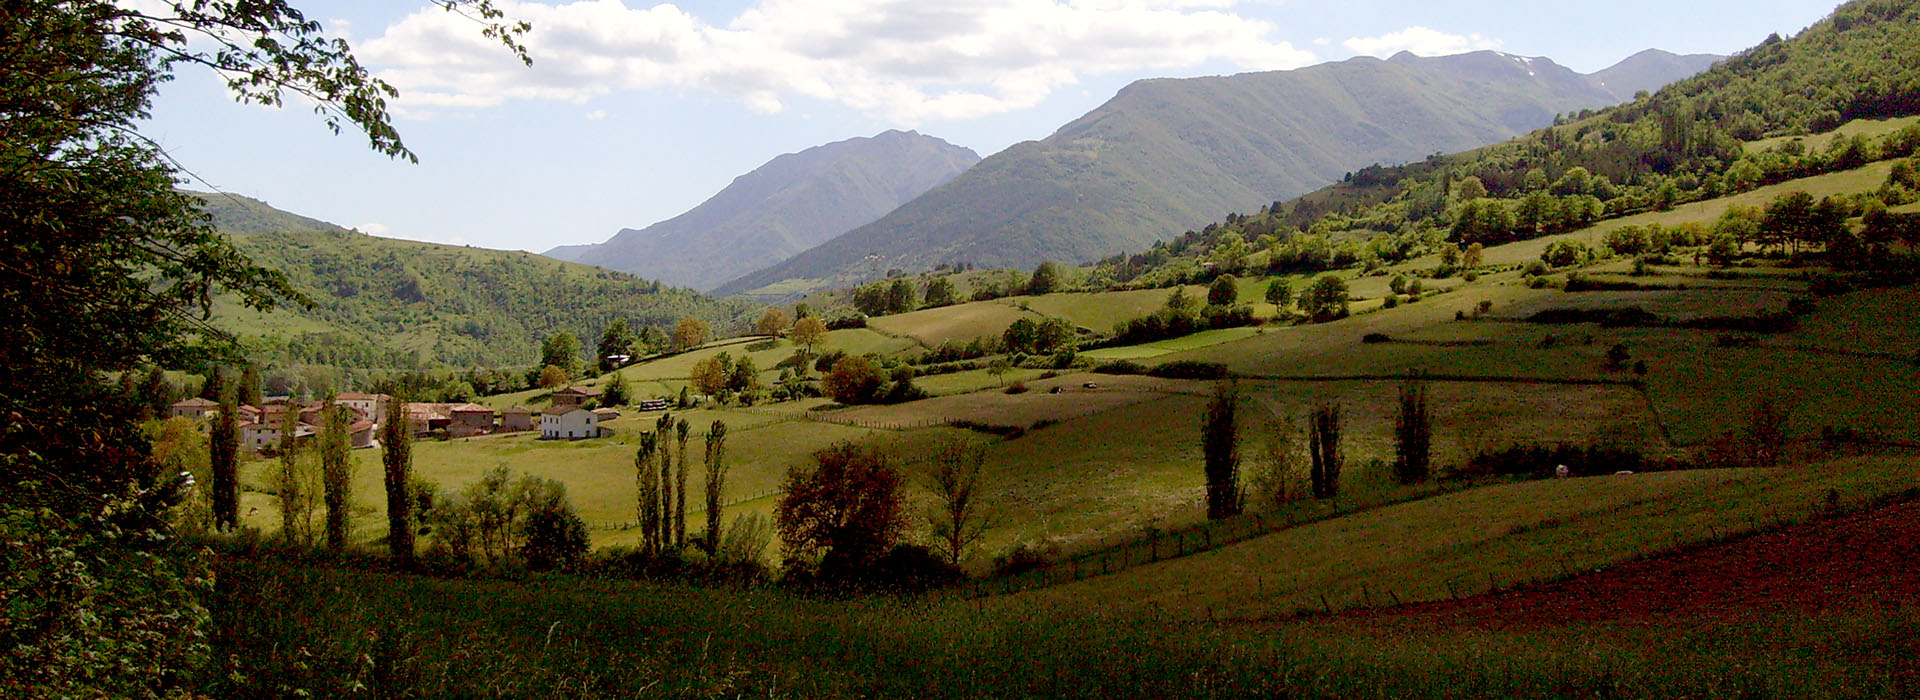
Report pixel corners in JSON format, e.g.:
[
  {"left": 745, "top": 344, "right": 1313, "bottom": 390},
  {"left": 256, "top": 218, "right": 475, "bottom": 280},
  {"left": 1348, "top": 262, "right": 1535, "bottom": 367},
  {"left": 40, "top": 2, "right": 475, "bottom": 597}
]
[{"left": 543, "top": 130, "right": 979, "bottom": 291}]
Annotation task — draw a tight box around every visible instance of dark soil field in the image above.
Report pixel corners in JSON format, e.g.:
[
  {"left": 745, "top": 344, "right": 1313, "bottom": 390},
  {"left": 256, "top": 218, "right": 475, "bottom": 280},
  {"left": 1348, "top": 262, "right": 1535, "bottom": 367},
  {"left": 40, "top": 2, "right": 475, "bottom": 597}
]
[{"left": 1341, "top": 498, "right": 1920, "bottom": 631}]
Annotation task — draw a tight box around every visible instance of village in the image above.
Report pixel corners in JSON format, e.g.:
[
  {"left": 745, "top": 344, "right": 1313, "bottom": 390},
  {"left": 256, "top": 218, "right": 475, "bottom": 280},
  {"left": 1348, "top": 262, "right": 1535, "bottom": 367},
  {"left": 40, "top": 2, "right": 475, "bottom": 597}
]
[{"left": 164, "top": 385, "right": 655, "bottom": 451}]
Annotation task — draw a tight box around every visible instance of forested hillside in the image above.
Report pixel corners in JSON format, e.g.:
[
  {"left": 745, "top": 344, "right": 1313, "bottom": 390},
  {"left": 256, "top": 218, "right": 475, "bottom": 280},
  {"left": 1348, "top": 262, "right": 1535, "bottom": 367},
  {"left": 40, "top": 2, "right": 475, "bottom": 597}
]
[
  {"left": 1098, "top": 0, "right": 1920, "bottom": 285},
  {"left": 717, "top": 49, "right": 1716, "bottom": 297},
  {"left": 546, "top": 130, "right": 978, "bottom": 291},
  {"left": 197, "top": 193, "right": 749, "bottom": 369}
]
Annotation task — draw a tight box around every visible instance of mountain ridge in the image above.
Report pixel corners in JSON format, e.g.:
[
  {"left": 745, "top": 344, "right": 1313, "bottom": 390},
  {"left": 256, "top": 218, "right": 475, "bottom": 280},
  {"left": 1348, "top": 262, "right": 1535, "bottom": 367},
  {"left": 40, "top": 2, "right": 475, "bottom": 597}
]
[{"left": 715, "top": 48, "right": 1721, "bottom": 298}]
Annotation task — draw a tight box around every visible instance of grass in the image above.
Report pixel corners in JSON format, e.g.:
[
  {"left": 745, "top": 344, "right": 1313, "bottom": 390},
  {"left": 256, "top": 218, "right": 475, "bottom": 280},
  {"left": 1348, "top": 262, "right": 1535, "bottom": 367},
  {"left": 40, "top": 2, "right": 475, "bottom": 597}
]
[
  {"left": 207, "top": 455, "right": 1920, "bottom": 699},
  {"left": 1018, "top": 456, "right": 1917, "bottom": 619},
  {"left": 867, "top": 300, "right": 1037, "bottom": 346},
  {"left": 1742, "top": 115, "right": 1920, "bottom": 154}
]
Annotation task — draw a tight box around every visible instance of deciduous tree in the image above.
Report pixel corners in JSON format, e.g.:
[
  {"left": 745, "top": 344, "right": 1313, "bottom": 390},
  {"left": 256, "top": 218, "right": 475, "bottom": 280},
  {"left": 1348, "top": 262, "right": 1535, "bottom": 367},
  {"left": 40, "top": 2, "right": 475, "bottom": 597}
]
[
  {"left": 926, "top": 436, "right": 993, "bottom": 565},
  {"left": 775, "top": 441, "right": 906, "bottom": 575},
  {"left": 1393, "top": 377, "right": 1432, "bottom": 485},
  {"left": 755, "top": 308, "right": 790, "bottom": 337},
  {"left": 672, "top": 317, "right": 711, "bottom": 352}
]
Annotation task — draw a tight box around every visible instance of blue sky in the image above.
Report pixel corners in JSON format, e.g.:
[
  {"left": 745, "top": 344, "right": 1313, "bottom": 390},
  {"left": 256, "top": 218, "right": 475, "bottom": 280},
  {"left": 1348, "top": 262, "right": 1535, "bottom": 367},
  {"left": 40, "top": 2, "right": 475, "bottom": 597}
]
[{"left": 140, "top": 0, "right": 1845, "bottom": 253}]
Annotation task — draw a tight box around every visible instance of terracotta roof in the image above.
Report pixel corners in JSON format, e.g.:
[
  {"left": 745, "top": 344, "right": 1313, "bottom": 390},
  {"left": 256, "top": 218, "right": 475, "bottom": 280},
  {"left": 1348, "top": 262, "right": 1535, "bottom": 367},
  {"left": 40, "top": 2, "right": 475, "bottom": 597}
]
[
  {"left": 338, "top": 392, "right": 387, "bottom": 400},
  {"left": 172, "top": 397, "right": 217, "bottom": 408},
  {"left": 503, "top": 405, "right": 532, "bottom": 414},
  {"left": 349, "top": 420, "right": 376, "bottom": 432},
  {"left": 544, "top": 404, "right": 582, "bottom": 416},
  {"left": 450, "top": 403, "right": 494, "bottom": 413},
  {"left": 555, "top": 386, "right": 603, "bottom": 397}
]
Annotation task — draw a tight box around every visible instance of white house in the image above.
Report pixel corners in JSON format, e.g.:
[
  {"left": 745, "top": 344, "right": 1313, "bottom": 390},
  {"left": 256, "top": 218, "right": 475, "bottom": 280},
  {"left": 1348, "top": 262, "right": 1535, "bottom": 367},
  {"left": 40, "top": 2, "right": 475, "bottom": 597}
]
[
  {"left": 540, "top": 404, "right": 600, "bottom": 440},
  {"left": 169, "top": 397, "right": 219, "bottom": 422},
  {"left": 336, "top": 392, "right": 391, "bottom": 424}
]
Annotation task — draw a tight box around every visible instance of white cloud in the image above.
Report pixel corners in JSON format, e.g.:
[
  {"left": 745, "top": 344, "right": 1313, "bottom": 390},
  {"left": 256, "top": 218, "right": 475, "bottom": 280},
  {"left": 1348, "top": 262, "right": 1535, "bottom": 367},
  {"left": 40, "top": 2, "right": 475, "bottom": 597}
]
[
  {"left": 584, "top": 109, "right": 608, "bottom": 120},
  {"left": 1343, "top": 26, "right": 1503, "bottom": 59},
  {"left": 359, "top": 0, "right": 1315, "bottom": 124},
  {"left": 358, "top": 222, "right": 391, "bottom": 236}
]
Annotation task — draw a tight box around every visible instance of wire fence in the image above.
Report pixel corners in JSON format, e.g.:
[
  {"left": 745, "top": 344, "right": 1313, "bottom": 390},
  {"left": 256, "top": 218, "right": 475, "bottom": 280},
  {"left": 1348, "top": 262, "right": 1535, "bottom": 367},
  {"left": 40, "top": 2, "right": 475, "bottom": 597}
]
[
  {"left": 584, "top": 488, "right": 783, "bottom": 532},
  {"left": 802, "top": 410, "right": 957, "bottom": 431}
]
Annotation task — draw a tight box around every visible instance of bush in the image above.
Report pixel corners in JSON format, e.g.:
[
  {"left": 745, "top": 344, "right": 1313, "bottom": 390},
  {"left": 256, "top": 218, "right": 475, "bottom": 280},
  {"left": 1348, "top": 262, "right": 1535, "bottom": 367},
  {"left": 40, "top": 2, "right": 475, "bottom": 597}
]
[
  {"left": 520, "top": 507, "right": 589, "bottom": 572},
  {"left": 1362, "top": 333, "right": 1391, "bottom": 344},
  {"left": 1004, "top": 382, "right": 1029, "bottom": 395},
  {"left": 1458, "top": 443, "right": 1660, "bottom": 479},
  {"left": 1147, "top": 361, "right": 1230, "bottom": 380},
  {"left": 991, "top": 544, "right": 1051, "bottom": 577},
  {"left": 1093, "top": 360, "right": 1146, "bottom": 375},
  {"left": 1526, "top": 307, "right": 1660, "bottom": 327}
]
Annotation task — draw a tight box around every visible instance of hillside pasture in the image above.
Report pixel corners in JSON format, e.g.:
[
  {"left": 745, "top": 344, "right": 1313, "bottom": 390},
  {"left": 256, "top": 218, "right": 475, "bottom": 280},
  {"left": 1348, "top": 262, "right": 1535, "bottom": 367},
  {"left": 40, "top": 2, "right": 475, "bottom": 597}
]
[
  {"left": 1741, "top": 115, "right": 1920, "bottom": 154},
  {"left": 1015, "top": 456, "right": 1917, "bottom": 620},
  {"left": 817, "top": 372, "right": 1202, "bottom": 431},
  {"left": 866, "top": 300, "right": 1036, "bottom": 346}
]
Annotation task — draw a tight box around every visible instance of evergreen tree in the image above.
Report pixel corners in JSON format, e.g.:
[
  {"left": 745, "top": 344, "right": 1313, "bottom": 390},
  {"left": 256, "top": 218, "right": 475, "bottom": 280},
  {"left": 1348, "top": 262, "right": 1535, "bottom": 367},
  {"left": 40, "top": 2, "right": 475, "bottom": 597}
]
[
  {"left": 200, "top": 365, "right": 226, "bottom": 401},
  {"left": 1028, "top": 261, "right": 1062, "bottom": 295},
  {"left": 141, "top": 365, "right": 170, "bottom": 419},
  {"left": 1264, "top": 278, "right": 1292, "bottom": 311},
  {"left": 1207, "top": 274, "right": 1238, "bottom": 306}
]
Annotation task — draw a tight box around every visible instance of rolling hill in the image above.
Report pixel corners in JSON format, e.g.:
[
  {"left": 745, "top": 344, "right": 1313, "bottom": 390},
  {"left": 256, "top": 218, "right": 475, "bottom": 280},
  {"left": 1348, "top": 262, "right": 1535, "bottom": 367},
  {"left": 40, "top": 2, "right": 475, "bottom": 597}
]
[
  {"left": 544, "top": 130, "right": 979, "bottom": 291},
  {"left": 195, "top": 192, "right": 750, "bottom": 369},
  {"left": 716, "top": 49, "right": 1720, "bottom": 297}
]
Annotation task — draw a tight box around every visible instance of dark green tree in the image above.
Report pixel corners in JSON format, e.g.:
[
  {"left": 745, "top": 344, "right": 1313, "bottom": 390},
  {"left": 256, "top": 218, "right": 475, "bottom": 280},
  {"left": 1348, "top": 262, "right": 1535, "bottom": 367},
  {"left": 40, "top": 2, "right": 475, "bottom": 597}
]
[
  {"left": 886, "top": 278, "right": 917, "bottom": 314},
  {"left": 1308, "top": 403, "right": 1343, "bottom": 499},
  {"left": 923, "top": 277, "right": 957, "bottom": 307},
  {"left": 1028, "top": 261, "right": 1062, "bottom": 295},
  {"left": 210, "top": 392, "right": 240, "bottom": 530},
  {"left": 1201, "top": 382, "right": 1243, "bottom": 520},
  {"left": 238, "top": 365, "right": 263, "bottom": 406},
  {"left": 541, "top": 331, "right": 583, "bottom": 378},
  {"left": 1304, "top": 275, "right": 1351, "bottom": 322},
  {"left": 382, "top": 396, "right": 415, "bottom": 562},
  {"left": 703, "top": 420, "right": 729, "bottom": 558},
  {"left": 1392, "top": 377, "right": 1432, "bottom": 485},
  {"left": 318, "top": 401, "right": 354, "bottom": 550},
  {"left": 1265, "top": 278, "right": 1293, "bottom": 311},
  {"left": 596, "top": 319, "right": 636, "bottom": 372},
  {"left": 1207, "top": 274, "right": 1238, "bottom": 306},
  {"left": 602, "top": 371, "right": 630, "bottom": 406}
]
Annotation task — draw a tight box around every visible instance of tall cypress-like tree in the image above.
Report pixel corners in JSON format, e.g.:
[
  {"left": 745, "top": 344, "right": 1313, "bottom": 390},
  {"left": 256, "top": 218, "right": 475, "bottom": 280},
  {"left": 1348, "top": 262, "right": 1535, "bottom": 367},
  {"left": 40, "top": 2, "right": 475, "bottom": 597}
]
[
  {"left": 1201, "top": 382, "right": 1243, "bottom": 520},
  {"left": 1393, "top": 377, "right": 1433, "bottom": 484},
  {"left": 238, "top": 364, "right": 263, "bottom": 406},
  {"left": 141, "top": 365, "right": 170, "bottom": 419},
  {"left": 275, "top": 401, "right": 307, "bottom": 544},
  {"left": 703, "top": 420, "right": 730, "bottom": 558},
  {"left": 210, "top": 390, "right": 240, "bottom": 531},
  {"left": 635, "top": 431, "right": 658, "bottom": 555},
  {"left": 319, "top": 400, "right": 355, "bottom": 550},
  {"left": 1308, "top": 403, "right": 1343, "bottom": 500},
  {"left": 381, "top": 396, "right": 414, "bottom": 562},
  {"left": 653, "top": 413, "right": 676, "bottom": 552},
  {"left": 199, "top": 364, "right": 226, "bottom": 401},
  {"left": 674, "top": 418, "right": 691, "bottom": 550}
]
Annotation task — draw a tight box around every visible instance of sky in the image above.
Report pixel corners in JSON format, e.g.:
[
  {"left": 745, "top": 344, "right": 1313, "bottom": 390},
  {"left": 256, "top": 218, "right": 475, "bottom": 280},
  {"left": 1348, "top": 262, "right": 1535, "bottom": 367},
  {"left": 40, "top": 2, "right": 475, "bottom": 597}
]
[{"left": 139, "top": 0, "right": 1847, "bottom": 254}]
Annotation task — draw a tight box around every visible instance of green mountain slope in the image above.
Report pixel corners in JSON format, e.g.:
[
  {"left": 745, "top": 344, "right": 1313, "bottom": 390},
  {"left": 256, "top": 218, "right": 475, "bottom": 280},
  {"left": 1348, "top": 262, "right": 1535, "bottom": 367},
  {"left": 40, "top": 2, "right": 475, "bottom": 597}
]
[
  {"left": 1100, "top": 0, "right": 1920, "bottom": 286},
  {"left": 545, "top": 130, "right": 979, "bottom": 291},
  {"left": 196, "top": 193, "right": 749, "bottom": 369},
  {"left": 716, "top": 50, "right": 1717, "bottom": 297}
]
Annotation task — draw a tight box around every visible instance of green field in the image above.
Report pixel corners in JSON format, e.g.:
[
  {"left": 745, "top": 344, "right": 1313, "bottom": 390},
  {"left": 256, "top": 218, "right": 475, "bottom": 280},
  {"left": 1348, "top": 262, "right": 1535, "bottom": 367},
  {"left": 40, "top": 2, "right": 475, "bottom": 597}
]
[{"left": 1742, "top": 115, "right": 1920, "bottom": 154}]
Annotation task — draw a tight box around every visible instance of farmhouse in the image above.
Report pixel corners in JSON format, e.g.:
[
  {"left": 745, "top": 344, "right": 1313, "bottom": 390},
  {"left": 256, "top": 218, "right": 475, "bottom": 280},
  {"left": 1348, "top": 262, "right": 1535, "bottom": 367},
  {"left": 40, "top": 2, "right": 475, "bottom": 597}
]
[
  {"left": 501, "top": 406, "right": 534, "bottom": 432},
  {"left": 169, "top": 397, "right": 218, "bottom": 421},
  {"left": 540, "top": 404, "right": 601, "bottom": 440},
  {"left": 449, "top": 403, "right": 498, "bottom": 437},
  {"left": 239, "top": 421, "right": 315, "bottom": 452},
  {"left": 348, "top": 420, "right": 377, "bottom": 449},
  {"left": 550, "top": 386, "right": 603, "bottom": 408},
  {"left": 335, "top": 392, "right": 391, "bottom": 424}
]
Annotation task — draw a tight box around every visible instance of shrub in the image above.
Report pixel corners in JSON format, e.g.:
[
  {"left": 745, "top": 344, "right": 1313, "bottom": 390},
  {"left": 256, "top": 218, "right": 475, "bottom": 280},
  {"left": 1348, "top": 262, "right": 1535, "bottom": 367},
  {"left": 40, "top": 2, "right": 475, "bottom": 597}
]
[
  {"left": 1004, "top": 382, "right": 1029, "bottom": 395},
  {"left": 1093, "top": 360, "right": 1146, "bottom": 375},
  {"left": 823, "top": 355, "right": 886, "bottom": 404},
  {"left": 991, "top": 544, "right": 1051, "bottom": 577},
  {"left": 1458, "top": 443, "right": 1656, "bottom": 479},
  {"left": 520, "top": 507, "right": 589, "bottom": 572},
  {"left": 1148, "top": 361, "right": 1230, "bottom": 380},
  {"left": 1362, "top": 333, "right": 1391, "bottom": 344},
  {"left": 1382, "top": 295, "right": 1400, "bottom": 309}
]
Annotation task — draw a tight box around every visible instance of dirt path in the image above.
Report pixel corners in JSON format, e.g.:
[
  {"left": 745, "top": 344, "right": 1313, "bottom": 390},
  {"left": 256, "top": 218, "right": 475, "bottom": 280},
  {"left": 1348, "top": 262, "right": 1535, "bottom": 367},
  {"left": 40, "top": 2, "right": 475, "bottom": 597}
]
[{"left": 1329, "top": 499, "right": 1920, "bottom": 631}]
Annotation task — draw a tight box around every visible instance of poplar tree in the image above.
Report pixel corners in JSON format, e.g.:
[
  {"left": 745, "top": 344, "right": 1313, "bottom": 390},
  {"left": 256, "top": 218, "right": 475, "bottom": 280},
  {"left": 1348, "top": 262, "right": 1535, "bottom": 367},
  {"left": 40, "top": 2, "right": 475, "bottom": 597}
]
[
  {"left": 703, "top": 420, "right": 730, "bottom": 558},
  {"left": 319, "top": 400, "right": 355, "bottom": 550},
  {"left": 275, "top": 402, "right": 308, "bottom": 544},
  {"left": 1308, "top": 403, "right": 1344, "bottom": 500},
  {"left": 674, "top": 418, "right": 691, "bottom": 550},
  {"left": 635, "top": 431, "right": 661, "bottom": 556},
  {"left": 210, "top": 391, "right": 240, "bottom": 531},
  {"left": 1202, "top": 382, "right": 1243, "bottom": 520},
  {"left": 1393, "top": 377, "right": 1433, "bottom": 485},
  {"left": 382, "top": 396, "right": 415, "bottom": 562}
]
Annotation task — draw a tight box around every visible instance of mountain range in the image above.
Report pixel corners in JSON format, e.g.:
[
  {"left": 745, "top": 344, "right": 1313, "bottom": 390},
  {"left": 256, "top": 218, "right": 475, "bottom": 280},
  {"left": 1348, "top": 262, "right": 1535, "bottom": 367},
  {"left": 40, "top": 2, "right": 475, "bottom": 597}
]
[
  {"left": 714, "top": 49, "right": 1721, "bottom": 297},
  {"left": 544, "top": 130, "right": 979, "bottom": 291}
]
